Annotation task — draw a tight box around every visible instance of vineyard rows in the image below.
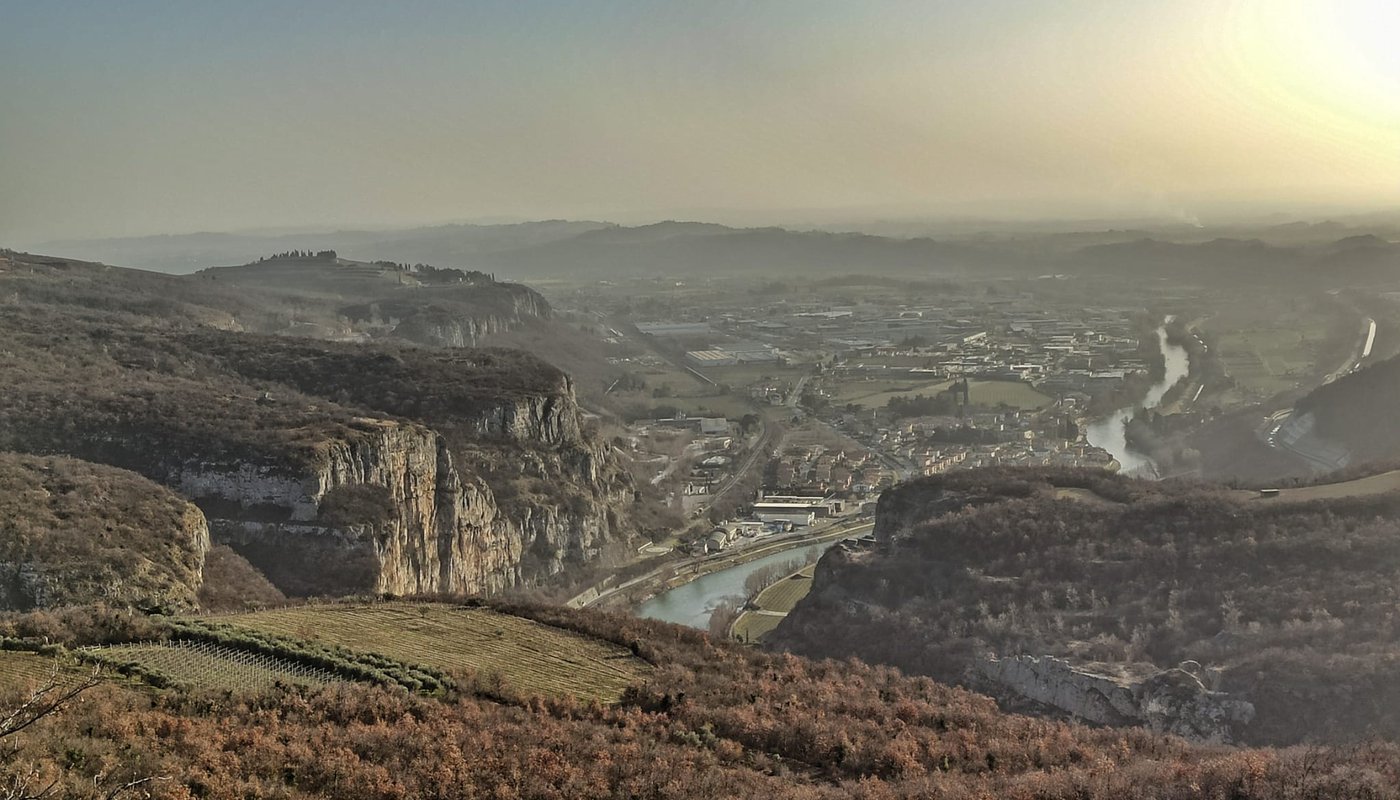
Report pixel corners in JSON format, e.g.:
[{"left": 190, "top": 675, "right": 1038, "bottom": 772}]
[
  {"left": 221, "top": 603, "right": 649, "bottom": 702},
  {"left": 0, "top": 650, "right": 82, "bottom": 688},
  {"left": 82, "top": 640, "right": 344, "bottom": 691}
]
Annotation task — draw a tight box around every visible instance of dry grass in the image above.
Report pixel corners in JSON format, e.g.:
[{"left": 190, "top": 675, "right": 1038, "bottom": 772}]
[
  {"left": 220, "top": 603, "right": 650, "bottom": 702},
  {"left": 755, "top": 567, "right": 817, "bottom": 612},
  {"left": 1048, "top": 470, "right": 1400, "bottom": 506},
  {"left": 1234, "top": 469, "right": 1400, "bottom": 503},
  {"left": 1053, "top": 487, "right": 1122, "bottom": 505},
  {"left": 828, "top": 378, "right": 951, "bottom": 408},
  {"left": 731, "top": 613, "right": 786, "bottom": 643}
]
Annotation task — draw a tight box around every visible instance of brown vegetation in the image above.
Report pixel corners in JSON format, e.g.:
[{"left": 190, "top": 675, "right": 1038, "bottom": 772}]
[
  {"left": 772, "top": 466, "right": 1400, "bottom": 745},
  {"left": 0, "top": 454, "right": 207, "bottom": 612},
  {"left": 2, "top": 601, "right": 1400, "bottom": 797},
  {"left": 1298, "top": 350, "right": 1400, "bottom": 462}
]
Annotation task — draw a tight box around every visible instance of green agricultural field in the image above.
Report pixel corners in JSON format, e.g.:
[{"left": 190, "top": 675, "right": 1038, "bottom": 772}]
[
  {"left": 219, "top": 603, "right": 649, "bottom": 702},
  {"left": 731, "top": 613, "right": 785, "bottom": 644},
  {"left": 730, "top": 565, "right": 817, "bottom": 645},
  {"left": 660, "top": 394, "right": 757, "bottom": 419},
  {"left": 967, "top": 380, "right": 1053, "bottom": 410},
  {"left": 704, "top": 365, "right": 805, "bottom": 387},
  {"left": 1214, "top": 332, "right": 1314, "bottom": 398},
  {"left": 82, "top": 642, "right": 342, "bottom": 692},
  {"left": 1201, "top": 300, "right": 1338, "bottom": 400},
  {"left": 755, "top": 568, "right": 817, "bottom": 612}
]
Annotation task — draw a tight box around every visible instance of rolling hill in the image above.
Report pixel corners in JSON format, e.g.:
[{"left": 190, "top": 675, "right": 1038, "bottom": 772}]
[
  {"left": 2, "top": 599, "right": 1399, "bottom": 798},
  {"left": 769, "top": 466, "right": 1400, "bottom": 746}
]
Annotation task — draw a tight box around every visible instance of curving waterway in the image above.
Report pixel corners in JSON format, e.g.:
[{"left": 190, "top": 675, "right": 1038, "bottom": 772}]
[
  {"left": 1084, "top": 318, "right": 1190, "bottom": 478},
  {"left": 640, "top": 321, "right": 1188, "bottom": 627},
  {"left": 636, "top": 540, "right": 833, "bottom": 629}
]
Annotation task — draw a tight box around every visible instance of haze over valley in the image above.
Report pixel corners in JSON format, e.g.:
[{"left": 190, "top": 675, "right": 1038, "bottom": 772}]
[{"left": 5, "top": 2, "right": 1400, "bottom": 797}]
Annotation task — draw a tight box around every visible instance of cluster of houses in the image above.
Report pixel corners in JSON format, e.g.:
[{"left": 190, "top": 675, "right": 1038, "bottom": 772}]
[
  {"left": 858, "top": 409, "right": 1116, "bottom": 475},
  {"left": 768, "top": 444, "right": 894, "bottom": 494}
]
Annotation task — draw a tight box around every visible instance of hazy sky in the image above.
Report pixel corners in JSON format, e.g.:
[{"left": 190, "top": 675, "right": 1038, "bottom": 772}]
[{"left": 3, "top": 0, "right": 1399, "bottom": 243}]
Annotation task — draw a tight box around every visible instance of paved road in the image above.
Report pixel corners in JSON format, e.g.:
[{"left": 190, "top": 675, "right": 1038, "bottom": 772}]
[
  {"left": 786, "top": 374, "right": 810, "bottom": 408},
  {"left": 1322, "top": 317, "right": 1376, "bottom": 385}
]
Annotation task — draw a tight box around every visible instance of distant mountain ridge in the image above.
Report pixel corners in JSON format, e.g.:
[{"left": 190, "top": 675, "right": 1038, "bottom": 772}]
[{"left": 30, "top": 219, "right": 1400, "bottom": 282}]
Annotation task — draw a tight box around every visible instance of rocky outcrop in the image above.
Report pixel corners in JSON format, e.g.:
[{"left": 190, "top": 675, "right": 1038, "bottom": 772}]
[
  {"left": 871, "top": 482, "right": 1003, "bottom": 544},
  {"left": 976, "top": 656, "right": 1254, "bottom": 743},
  {"left": 0, "top": 454, "right": 211, "bottom": 612},
  {"left": 348, "top": 284, "right": 552, "bottom": 348},
  {"left": 175, "top": 413, "right": 629, "bottom": 598},
  {"left": 468, "top": 379, "right": 583, "bottom": 445},
  {"left": 0, "top": 265, "right": 626, "bottom": 603}
]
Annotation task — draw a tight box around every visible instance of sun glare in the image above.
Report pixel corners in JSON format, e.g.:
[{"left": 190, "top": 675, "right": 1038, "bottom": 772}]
[
  {"left": 1315, "top": 0, "right": 1400, "bottom": 106},
  {"left": 1220, "top": 0, "right": 1400, "bottom": 170}
]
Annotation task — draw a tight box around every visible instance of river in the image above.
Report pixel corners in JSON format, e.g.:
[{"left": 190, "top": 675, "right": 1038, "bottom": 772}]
[
  {"left": 639, "top": 321, "right": 1188, "bottom": 628},
  {"left": 1084, "top": 318, "right": 1190, "bottom": 478},
  {"left": 635, "top": 540, "right": 833, "bottom": 629}
]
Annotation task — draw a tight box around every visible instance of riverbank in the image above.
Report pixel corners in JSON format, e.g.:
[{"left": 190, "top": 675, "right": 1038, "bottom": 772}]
[
  {"left": 729, "top": 563, "right": 818, "bottom": 644},
  {"left": 617, "top": 520, "right": 873, "bottom": 620},
  {"left": 1084, "top": 319, "right": 1191, "bottom": 478}
]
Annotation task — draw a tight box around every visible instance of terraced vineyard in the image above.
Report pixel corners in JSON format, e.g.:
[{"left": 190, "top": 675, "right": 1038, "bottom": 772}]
[
  {"left": 220, "top": 603, "right": 649, "bottom": 702},
  {"left": 82, "top": 641, "right": 343, "bottom": 691},
  {"left": 0, "top": 650, "right": 80, "bottom": 689}
]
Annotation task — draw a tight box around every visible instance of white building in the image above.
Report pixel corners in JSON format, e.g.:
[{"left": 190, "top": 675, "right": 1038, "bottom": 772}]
[{"left": 753, "top": 502, "right": 816, "bottom": 528}]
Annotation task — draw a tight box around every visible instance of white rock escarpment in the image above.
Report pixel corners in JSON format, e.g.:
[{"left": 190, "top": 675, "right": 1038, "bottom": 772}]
[
  {"left": 179, "top": 405, "right": 629, "bottom": 598},
  {"left": 976, "top": 655, "right": 1254, "bottom": 743}
]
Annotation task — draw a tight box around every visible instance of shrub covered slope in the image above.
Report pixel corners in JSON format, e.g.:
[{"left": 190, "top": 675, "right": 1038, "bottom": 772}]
[{"left": 771, "top": 466, "right": 1400, "bottom": 745}]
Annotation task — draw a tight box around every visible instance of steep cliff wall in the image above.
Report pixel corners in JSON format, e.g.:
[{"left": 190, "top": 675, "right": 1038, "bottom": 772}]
[
  {"left": 0, "top": 300, "right": 633, "bottom": 602},
  {"left": 174, "top": 411, "right": 629, "bottom": 598},
  {"left": 343, "top": 284, "right": 553, "bottom": 348}
]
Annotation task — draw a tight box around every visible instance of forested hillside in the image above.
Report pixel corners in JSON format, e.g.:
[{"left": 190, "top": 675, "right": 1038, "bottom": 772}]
[
  {"left": 0, "top": 251, "right": 636, "bottom": 603},
  {"left": 0, "top": 455, "right": 209, "bottom": 612},
  {"left": 2, "top": 601, "right": 1400, "bottom": 799},
  {"left": 771, "top": 467, "right": 1400, "bottom": 745},
  {"left": 1296, "top": 352, "right": 1400, "bottom": 462}
]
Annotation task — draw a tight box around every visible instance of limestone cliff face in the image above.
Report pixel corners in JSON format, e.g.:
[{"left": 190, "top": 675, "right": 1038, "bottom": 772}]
[
  {"left": 175, "top": 398, "right": 629, "bottom": 598},
  {"left": 382, "top": 285, "right": 552, "bottom": 348},
  {"left": 467, "top": 381, "right": 582, "bottom": 444},
  {"left": 976, "top": 656, "right": 1254, "bottom": 744}
]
